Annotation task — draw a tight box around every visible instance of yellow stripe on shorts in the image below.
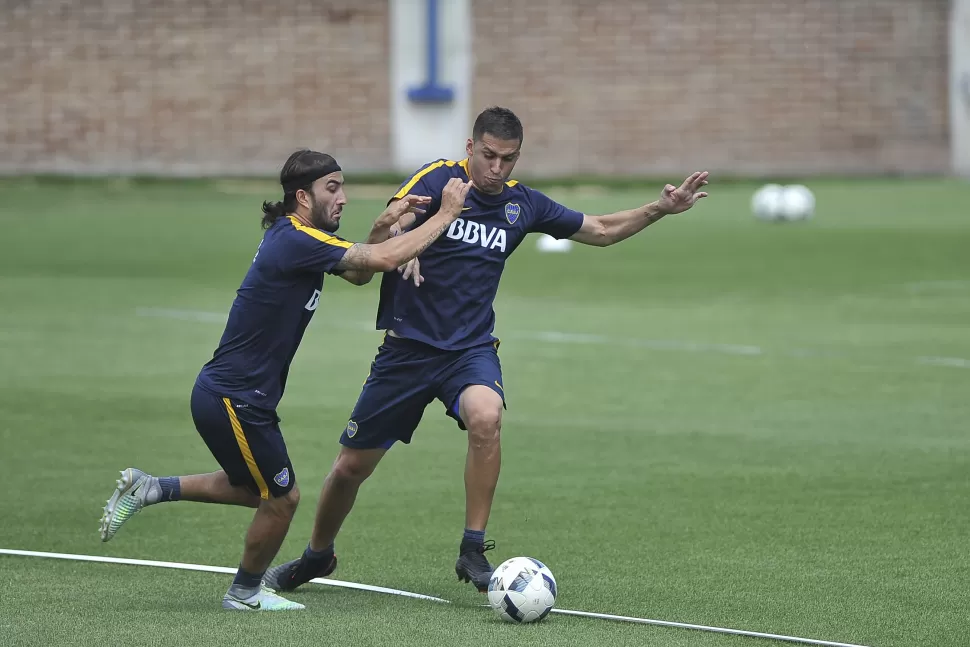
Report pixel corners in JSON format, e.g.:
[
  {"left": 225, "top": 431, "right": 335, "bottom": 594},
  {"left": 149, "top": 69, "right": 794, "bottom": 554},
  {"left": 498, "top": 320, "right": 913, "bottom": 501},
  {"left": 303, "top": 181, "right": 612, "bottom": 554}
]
[{"left": 223, "top": 398, "right": 270, "bottom": 500}]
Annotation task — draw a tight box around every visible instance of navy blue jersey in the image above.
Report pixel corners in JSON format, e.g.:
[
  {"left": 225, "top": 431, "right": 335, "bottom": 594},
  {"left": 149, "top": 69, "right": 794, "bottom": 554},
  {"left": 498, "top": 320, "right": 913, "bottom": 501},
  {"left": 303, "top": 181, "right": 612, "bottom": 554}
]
[
  {"left": 196, "top": 215, "right": 351, "bottom": 409},
  {"left": 377, "top": 159, "right": 585, "bottom": 350}
]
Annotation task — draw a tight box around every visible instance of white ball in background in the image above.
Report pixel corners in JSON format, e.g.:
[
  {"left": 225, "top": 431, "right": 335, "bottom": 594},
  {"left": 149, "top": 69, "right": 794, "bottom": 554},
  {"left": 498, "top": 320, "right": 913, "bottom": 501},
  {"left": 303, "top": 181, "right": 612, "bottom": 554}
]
[
  {"left": 536, "top": 234, "right": 573, "bottom": 253},
  {"left": 779, "top": 184, "right": 815, "bottom": 221},
  {"left": 751, "top": 184, "right": 786, "bottom": 221}
]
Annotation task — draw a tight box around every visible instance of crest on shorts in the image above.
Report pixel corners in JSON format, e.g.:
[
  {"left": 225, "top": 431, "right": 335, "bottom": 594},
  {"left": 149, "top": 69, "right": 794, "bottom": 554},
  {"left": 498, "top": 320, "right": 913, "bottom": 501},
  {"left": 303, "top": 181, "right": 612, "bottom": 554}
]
[
  {"left": 273, "top": 467, "right": 290, "bottom": 487},
  {"left": 504, "top": 203, "right": 521, "bottom": 225},
  {"left": 345, "top": 420, "right": 359, "bottom": 438}
]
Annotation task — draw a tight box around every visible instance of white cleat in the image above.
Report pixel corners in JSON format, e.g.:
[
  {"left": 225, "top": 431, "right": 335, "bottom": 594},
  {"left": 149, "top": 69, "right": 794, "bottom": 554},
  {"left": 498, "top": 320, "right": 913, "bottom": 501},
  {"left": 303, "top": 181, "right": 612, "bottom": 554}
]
[
  {"left": 99, "top": 467, "right": 151, "bottom": 542},
  {"left": 222, "top": 585, "right": 306, "bottom": 611}
]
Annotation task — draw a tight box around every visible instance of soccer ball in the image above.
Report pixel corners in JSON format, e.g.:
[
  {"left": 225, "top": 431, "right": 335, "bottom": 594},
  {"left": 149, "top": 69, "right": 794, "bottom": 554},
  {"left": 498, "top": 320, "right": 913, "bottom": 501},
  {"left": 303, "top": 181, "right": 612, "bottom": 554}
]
[
  {"left": 778, "top": 184, "right": 815, "bottom": 221},
  {"left": 751, "top": 184, "right": 815, "bottom": 222},
  {"left": 751, "top": 184, "right": 786, "bottom": 221},
  {"left": 487, "top": 557, "right": 558, "bottom": 623},
  {"left": 536, "top": 234, "right": 573, "bottom": 253}
]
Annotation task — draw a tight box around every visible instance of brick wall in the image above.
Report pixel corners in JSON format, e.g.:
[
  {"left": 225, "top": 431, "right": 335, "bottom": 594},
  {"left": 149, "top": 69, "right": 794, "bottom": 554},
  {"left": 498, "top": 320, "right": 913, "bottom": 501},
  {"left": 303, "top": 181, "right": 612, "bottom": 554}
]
[
  {"left": 0, "top": 0, "right": 951, "bottom": 177},
  {"left": 0, "top": 0, "right": 391, "bottom": 175},
  {"left": 472, "top": 0, "right": 950, "bottom": 176}
]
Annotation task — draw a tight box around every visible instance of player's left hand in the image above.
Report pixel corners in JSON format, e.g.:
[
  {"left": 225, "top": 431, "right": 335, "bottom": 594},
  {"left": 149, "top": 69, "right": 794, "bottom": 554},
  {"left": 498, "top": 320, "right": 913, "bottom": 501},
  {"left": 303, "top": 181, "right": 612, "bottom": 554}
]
[{"left": 657, "top": 171, "right": 709, "bottom": 215}]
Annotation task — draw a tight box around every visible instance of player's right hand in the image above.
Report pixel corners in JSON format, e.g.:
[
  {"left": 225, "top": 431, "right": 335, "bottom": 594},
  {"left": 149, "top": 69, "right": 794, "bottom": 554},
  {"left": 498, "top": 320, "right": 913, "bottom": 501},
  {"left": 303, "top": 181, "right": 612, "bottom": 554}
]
[
  {"left": 398, "top": 257, "right": 423, "bottom": 287},
  {"left": 440, "top": 178, "right": 473, "bottom": 217},
  {"left": 390, "top": 221, "right": 424, "bottom": 287},
  {"left": 380, "top": 194, "right": 432, "bottom": 225}
]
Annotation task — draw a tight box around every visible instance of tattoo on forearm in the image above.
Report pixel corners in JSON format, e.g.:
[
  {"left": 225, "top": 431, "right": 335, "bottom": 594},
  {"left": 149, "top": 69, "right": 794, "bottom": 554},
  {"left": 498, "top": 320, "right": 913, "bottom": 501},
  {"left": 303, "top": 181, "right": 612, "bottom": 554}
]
[
  {"left": 408, "top": 218, "right": 452, "bottom": 258},
  {"left": 645, "top": 211, "right": 664, "bottom": 226},
  {"left": 333, "top": 216, "right": 452, "bottom": 272},
  {"left": 334, "top": 244, "right": 374, "bottom": 271}
]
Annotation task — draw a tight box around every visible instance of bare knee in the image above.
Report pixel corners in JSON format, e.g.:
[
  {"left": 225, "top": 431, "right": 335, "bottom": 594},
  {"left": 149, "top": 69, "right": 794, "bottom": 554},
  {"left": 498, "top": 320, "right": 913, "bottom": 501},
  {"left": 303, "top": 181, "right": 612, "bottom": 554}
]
[
  {"left": 330, "top": 449, "right": 382, "bottom": 485},
  {"left": 283, "top": 485, "right": 300, "bottom": 507},
  {"left": 462, "top": 391, "right": 503, "bottom": 450},
  {"left": 266, "top": 485, "right": 300, "bottom": 517}
]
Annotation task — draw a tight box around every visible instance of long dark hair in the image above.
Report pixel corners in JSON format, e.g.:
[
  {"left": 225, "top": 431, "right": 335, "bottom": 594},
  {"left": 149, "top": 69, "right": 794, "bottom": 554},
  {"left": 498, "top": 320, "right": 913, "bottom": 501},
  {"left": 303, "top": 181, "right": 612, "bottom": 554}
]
[{"left": 261, "top": 149, "right": 340, "bottom": 229}]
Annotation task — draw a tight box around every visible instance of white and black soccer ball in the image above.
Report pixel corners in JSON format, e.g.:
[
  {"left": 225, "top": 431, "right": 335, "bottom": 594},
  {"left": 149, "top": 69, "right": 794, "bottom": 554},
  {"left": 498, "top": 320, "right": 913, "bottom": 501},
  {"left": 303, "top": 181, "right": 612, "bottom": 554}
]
[{"left": 487, "top": 556, "right": 558, "bottom": 623}]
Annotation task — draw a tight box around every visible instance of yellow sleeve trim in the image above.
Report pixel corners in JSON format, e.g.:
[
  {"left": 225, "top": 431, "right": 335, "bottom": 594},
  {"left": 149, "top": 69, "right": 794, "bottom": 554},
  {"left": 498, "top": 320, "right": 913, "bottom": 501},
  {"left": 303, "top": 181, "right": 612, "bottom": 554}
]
[
  {"left": 287, "top": 215, "right": 353, "bottom": 248},
  {"left": 392, "top": 159, "right": 464, "bottom": 200},
  {"left": 391, "top": 159, "right": 516, "bottom": 197}
]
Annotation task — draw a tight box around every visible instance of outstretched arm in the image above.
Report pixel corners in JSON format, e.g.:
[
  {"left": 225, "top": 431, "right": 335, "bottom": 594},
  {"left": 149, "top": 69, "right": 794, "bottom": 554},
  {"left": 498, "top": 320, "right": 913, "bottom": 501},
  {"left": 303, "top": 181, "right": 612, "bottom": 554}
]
[
  {"left": 569, "top": 203, "right": 667, "bottom": 247},
  {"left": 333, "top": 179, "right": 472, "bottom": 274},
  {"left": 570, "top": 172, "right": 709, "bottom": 247}
]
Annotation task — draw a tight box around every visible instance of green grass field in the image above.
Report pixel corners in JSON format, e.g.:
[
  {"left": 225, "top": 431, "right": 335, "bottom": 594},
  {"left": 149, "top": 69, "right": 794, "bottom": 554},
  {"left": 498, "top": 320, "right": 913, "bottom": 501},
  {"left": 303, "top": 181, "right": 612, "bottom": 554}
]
[{"left": 1, "top": 176, "right": 968, "bottom": 647}]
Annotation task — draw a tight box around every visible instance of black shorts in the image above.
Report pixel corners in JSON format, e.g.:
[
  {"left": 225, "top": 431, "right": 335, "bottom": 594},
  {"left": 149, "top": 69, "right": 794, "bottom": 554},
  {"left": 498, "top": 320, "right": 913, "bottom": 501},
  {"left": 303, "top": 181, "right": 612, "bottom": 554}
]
[
  {"left": 190, "top": 383, "right": 295, "bottom": 499},
  {"left": 340, "top": 335, "right": 506, "bottom": 450}
]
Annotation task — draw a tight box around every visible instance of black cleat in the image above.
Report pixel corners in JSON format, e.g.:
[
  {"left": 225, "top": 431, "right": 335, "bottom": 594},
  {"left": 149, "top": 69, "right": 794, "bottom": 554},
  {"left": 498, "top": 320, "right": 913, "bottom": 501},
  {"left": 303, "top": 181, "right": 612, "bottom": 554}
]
[
  {"left": 263, "top": 552, "right": 338, "bottom": 592},
  {"left": 455, "top": 539, "right": 496, "bottom": 592}
]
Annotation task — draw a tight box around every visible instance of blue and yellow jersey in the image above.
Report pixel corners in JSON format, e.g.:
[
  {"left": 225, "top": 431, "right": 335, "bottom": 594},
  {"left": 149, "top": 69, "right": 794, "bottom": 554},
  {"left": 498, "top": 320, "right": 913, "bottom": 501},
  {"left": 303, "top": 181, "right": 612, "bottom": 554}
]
[
  {"left": 377, "top": 158, "right": 584, "bottom": 350},
  {"left": 196, "top": 215, "right": 351, "bottom": 410}
]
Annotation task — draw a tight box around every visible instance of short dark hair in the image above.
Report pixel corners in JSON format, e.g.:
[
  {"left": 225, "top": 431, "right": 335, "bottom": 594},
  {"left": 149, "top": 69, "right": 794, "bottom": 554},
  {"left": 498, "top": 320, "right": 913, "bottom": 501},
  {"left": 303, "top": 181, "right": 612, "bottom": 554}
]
[
  {"left": 261, "top": 149, "right": 339, "bottom": 229},
  {"left": 472, "top": 106, "right": 523, "bottom": 145}
]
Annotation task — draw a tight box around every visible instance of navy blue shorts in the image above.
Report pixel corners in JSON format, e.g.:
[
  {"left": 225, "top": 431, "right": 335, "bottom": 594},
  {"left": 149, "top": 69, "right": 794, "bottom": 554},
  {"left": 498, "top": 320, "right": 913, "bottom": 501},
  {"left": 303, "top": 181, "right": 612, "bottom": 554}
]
[
  {"left": 190, "top": 383, "right": 295, "bottom": 500},
  {"left": 340, "top": 335, "right": 505, "bottom": 450}
]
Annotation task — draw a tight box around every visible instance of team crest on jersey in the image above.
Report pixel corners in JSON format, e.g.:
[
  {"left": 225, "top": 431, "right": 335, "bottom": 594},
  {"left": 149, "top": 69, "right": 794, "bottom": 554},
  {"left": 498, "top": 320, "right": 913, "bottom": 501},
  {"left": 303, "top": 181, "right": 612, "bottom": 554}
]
[
  {"left": 504, "top": 203, "right": 521, "bottom": 225},
  {"left": 273, "top": 467, "right": 290, "bottom": 487},
  {"left": 345, "top": 420, "right": 358, "bottom": 438}
]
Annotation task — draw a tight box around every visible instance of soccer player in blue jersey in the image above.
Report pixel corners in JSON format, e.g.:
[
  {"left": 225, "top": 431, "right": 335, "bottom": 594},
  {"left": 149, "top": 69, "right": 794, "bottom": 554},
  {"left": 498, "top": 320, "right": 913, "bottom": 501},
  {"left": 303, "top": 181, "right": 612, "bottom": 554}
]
[
  {"left": 98, "top": 149, "right": 472, "bottom": 611},
  {"left": 264, "top": 107, "right": 710, "bottom": 593}
]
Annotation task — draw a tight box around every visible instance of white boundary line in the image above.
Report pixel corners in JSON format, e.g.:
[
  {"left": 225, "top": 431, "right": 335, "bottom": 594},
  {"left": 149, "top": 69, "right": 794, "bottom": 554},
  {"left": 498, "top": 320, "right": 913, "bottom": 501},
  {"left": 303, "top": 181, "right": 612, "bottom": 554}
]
[
  {"left": 1, "top": 548, "right": 874, "bottom": 647},
  {"left": 548, "top": 609, "right": 873, "bottom": 647},
  {"left": 0, "top": 549, "right": 447, "bottom": 603}
]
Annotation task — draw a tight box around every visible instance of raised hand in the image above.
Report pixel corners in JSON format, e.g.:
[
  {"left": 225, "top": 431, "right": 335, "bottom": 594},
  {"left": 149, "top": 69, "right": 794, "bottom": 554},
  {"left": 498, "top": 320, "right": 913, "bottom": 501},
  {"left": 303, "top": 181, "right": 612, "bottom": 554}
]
[
  {"left": 379, "top": 194, "right": 432, "bottom": 225},
  {"left": 440, "top": 178, "right": 473, "bottom": 216},
  {"left": 657, "top": 171, "right": 709, "bottom": 215}
]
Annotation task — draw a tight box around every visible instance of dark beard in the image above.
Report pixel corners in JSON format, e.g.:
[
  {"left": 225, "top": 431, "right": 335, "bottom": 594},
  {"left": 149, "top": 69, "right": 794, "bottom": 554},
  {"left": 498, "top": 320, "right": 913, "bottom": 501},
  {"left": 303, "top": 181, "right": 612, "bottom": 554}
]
[{"left": 310, "top": 203, "right": 339, "bottom": 232}]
